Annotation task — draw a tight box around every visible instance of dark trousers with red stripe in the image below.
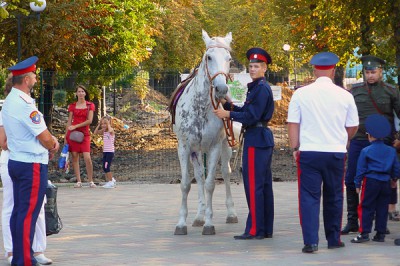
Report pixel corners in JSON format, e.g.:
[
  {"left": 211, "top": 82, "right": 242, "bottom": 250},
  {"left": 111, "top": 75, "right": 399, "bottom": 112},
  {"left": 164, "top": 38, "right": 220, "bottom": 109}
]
[
  {"left": 242, "top": 146, "right": 274, "bottom": 236},
  {"left": 297, "top": 151, "right": 345, "bottom": 246},
  {"left": 8, "top": 160, "right": 48, "bottom": 266},
  {"left": 358, "top": 178, "right": 391, "bottom": 235}
]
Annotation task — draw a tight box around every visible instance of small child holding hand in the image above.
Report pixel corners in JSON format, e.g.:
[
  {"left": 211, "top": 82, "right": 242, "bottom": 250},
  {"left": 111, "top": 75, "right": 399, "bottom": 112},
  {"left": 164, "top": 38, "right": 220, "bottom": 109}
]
[
  {"left": 352, "top": 114, "right": 400, "bottom": 243},
  {"left": 94, "top": 116, "right": 116, "bottom": 189}
]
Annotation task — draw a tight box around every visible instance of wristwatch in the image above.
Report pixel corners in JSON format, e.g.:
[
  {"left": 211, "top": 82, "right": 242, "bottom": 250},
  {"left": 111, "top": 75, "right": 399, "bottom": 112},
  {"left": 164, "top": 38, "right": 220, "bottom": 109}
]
[{"left": 292, "top": 147, "right": 299, "bottom": 152}]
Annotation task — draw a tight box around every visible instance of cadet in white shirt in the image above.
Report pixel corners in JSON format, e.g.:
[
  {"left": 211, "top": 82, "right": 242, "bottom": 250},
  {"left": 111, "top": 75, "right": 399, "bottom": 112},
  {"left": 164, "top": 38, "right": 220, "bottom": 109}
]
[
  {"left": 3, "top": 56, "right": 59, "bottom": 266},
  {"left": 287, "top": 52, "right": 359, "bottom": 253}
]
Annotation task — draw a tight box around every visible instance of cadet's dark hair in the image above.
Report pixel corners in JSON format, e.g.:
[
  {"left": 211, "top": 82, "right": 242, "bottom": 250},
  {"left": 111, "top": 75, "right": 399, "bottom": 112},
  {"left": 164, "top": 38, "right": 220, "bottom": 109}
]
[{"left": 75, "top": 84, "right": 89, "bottom": 101}]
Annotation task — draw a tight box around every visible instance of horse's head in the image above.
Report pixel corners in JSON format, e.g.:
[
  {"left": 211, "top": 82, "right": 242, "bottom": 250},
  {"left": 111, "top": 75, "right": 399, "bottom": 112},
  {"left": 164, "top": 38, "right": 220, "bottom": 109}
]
[{"left": 202, "top": 30, "right": 232, "bottom": 100}]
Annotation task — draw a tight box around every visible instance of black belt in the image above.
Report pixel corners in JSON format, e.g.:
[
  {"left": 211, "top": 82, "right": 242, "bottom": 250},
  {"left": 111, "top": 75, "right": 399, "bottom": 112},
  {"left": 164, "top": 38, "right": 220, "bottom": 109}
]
[{"left": 243, "top": 121, "right": 268, "bottom": 130}]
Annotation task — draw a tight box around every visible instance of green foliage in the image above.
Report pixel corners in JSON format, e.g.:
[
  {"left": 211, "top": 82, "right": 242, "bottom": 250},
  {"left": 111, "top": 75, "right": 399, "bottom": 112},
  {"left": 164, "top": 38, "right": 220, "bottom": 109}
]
[
  {"left": 53, "top": 90, "right": 67, "bottom": 107},
  {"left": 147, "top": 100, "right": 165, "bottom": 112},
  {"left": 132, "top": 71, "right": 149, "bottom": 104}
]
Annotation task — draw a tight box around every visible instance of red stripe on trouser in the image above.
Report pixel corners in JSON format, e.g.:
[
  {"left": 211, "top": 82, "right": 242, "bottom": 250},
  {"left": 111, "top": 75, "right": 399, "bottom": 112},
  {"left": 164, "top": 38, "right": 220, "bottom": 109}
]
[
  {"left": 358, "top": 177, "right": 366, "bottom": 233},
  {"left": 248, "top": 147, "right": 257, "bottom": 235},
  {"left": 23, "top": 163, "right": 41, "bottom": 266},
  {"left": 296, "top": 153, "right": 302, "bottom": 225}
]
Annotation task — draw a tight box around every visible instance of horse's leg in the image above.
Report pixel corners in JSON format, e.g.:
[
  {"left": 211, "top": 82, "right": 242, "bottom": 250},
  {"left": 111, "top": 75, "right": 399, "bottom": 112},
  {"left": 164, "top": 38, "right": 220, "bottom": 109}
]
[
  {"left": 221, "top": 139, "right": 238, "bottom": 223},
  {"left": 202, "top": 146, "right": 220, "bottom": 235},
  {"left": 175, "top": 143, "right": 191, "bottom": 235},
  {"left": 192, "top": 151, "right": 206, "bottom": 227}
]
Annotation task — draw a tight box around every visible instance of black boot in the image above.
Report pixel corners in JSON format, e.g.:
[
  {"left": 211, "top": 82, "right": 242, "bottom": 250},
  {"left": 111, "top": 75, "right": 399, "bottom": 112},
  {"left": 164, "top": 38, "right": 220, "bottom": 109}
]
[{"left": 341, "top": 188, "right": 359, "bottom": 235}]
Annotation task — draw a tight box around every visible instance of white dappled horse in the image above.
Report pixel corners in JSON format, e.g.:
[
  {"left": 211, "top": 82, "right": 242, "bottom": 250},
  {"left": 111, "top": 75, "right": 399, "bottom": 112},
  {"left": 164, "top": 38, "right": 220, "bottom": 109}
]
[{"left": 173, "top": 30, "right": 238, "bottom": 235}]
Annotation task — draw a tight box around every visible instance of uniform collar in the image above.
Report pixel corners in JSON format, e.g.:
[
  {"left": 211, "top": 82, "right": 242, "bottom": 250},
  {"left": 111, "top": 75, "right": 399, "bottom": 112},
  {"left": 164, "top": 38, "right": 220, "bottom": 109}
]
[
  {"left": 11, "top": 87, "right": 34, "bottom": 104},
  {"left": 315, "top": 76, "right": 333, "bottom": 83},
  {"left": 248, "top": 77, "right": 265, "bottom": 90}
]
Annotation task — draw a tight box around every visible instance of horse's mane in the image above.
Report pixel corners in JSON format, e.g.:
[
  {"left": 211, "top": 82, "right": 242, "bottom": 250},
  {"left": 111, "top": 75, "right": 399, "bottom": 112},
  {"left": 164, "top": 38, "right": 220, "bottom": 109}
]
[{"left": 206, "top": 37, "right": 232, "bottom": 51}]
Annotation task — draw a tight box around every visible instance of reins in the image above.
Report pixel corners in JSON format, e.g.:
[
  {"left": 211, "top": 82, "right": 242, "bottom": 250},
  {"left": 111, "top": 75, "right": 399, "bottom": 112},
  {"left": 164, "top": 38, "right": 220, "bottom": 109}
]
[{"left": 204, "top": 46, "right": 237, "bottom": 147}]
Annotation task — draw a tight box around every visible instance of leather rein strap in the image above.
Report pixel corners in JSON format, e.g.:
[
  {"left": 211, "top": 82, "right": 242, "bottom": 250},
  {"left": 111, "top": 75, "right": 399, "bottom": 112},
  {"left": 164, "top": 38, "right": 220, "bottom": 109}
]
[{"left": 204, "top": 46, "right": 236, "bottom": 147}]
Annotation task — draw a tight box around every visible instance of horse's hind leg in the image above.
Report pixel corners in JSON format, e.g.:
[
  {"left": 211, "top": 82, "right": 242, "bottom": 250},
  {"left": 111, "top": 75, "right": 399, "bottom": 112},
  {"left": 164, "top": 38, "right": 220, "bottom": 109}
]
[
  {"left": 175, "top": 144, "right": 191, "bottom": 235},
  {"left": 192, "top": 151, "right": 206, "bottom": 227},
  {"left": 221, "top": 140, "right": 238, "bottom": 224}
]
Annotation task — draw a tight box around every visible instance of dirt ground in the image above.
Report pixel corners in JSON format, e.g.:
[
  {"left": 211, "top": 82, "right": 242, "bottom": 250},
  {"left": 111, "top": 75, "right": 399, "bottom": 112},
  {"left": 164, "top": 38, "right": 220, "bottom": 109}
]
[{"left": 48, "top": 87, "right": 297, "bottom": 184}]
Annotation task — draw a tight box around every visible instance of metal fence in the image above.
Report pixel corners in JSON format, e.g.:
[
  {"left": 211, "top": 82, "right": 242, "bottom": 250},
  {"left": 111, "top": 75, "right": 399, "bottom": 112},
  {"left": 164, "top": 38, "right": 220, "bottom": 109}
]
[{"left": 45, "top": 69, "right": 303, "bottom": 183}]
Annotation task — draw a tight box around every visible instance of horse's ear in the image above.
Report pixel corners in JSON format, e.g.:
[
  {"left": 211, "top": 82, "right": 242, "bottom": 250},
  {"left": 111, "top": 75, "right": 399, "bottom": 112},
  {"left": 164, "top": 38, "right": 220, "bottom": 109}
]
[
  {"left": 225, "top": 32, "right": 232, "bottom": 45},
  {"left": 202, "top": 29, "right": 211, "bottom": 44}
]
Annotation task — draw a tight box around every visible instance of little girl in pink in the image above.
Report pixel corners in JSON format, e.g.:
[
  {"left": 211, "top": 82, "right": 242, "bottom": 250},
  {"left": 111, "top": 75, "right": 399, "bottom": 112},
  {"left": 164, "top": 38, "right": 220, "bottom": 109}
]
[{"left": 94, "top": 116, "right": 116, "bottom": 188}]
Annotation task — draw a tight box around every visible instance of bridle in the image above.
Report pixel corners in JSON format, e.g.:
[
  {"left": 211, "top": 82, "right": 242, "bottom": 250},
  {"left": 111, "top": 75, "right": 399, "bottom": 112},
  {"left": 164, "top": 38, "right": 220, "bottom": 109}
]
[{"left": 204, "top": 45, "right": 236, "bottom": 147}]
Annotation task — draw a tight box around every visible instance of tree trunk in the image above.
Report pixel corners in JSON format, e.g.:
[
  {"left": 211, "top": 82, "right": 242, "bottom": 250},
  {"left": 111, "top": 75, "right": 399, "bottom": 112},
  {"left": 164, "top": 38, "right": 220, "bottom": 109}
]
[
  {"left": 334, "top": 66, "right": 345, "bottom": 88},
  {"left": 360, "top": 14, "right": 372, "bottom": 55},
  {"left": 392, "top": 0, "right": 400, "bottom": 87},
  {"left": 43, "top": 70, "right": 55, "bottom": 131}
]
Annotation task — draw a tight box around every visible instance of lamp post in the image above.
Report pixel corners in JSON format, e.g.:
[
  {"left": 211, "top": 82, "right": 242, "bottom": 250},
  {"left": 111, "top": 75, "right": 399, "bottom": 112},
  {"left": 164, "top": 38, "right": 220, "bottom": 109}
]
[
  {"left": 17, "top": 0, "right": 47, "bottom": 62},
  {"left": 282, "top": 42, "right": 305, "bottom": 87},
  {"left": 282, "top": 43, "right": 291, "bottom": 86}
]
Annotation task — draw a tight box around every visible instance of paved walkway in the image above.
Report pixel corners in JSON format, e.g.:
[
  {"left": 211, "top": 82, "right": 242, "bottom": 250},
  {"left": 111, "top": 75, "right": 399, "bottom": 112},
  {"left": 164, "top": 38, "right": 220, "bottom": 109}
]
[{"left": 1, "top": 182, "right": 400, "bottom": 266}]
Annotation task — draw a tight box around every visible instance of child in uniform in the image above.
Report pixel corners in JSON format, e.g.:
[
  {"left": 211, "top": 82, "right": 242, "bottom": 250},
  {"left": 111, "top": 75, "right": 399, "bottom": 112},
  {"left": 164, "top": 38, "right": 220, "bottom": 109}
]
[
  {"left": 94, "top": 116, "right": 116, "bottom": 188},
  {"left": 352, "top": 114, "right": 400, "bottom": 243}
]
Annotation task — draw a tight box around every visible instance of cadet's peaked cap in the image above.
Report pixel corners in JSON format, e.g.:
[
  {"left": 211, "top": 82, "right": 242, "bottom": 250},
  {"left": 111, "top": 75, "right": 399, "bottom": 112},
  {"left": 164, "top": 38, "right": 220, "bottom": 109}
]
[
  {"left": 310, "top": 52, "right": 339, "bottom": 70},
  {"left": 361, "top": 55, "right": 385, "bottom": 70},
  {"left": 246, "top": 47, "right": 272, "bottom": 64},
  {"left": 8, "top": 56, "right": 38, "bottom": 76},
  {"left": 365, "top": 114, "right": 391, "bottom": 139}
]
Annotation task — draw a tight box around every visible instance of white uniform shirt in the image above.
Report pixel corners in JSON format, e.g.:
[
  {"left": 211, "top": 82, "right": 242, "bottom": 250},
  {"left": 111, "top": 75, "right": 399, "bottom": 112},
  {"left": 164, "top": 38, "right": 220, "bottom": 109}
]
[
  {"left": 0, "top": 112, "right": 9, "bottom": 164},
  {"left": 287, "top": 77, "right": 359, "bottom": 153},
  {"left": 2, "top": 88, "right": 49, "bottom": 164}
]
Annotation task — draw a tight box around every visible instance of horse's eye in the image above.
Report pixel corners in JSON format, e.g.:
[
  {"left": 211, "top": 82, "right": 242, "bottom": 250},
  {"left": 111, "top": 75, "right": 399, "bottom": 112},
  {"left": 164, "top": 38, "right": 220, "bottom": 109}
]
[{"left": 207, "top": 55, "right": 212, "bottom": 61}]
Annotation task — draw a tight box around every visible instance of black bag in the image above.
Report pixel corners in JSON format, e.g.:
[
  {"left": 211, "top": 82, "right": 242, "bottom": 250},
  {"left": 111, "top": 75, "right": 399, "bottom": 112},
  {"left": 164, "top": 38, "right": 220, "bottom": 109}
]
[{"left": 45, "top": 183, "right": 63, "bottom": 236}]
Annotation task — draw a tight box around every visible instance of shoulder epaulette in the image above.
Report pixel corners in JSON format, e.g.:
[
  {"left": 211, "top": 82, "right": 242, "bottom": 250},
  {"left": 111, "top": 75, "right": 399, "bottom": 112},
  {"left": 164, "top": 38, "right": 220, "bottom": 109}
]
[
  {"left": 351, "top": 82, "right": 365, "bottom": 89},
  {"left": 383, "top": 82, "right": 398, "bottom": 90},
  {"left": 19, "top": 93, "right": 33, "bottom": 104}
]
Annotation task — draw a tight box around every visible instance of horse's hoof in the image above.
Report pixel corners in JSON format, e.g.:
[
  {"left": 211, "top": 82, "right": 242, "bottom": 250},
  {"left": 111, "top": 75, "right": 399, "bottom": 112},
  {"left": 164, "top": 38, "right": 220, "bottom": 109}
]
[
  {"left": 226, "top": 216, "right": 238, "bottom": 224},
  {"left": 192, "top": 220, "right": 205, "bottom": 227},
  {"left": 174, "top": 226, "right": 187, "bottom": 235},
  {"left": 202, "top": 226, "right": 216, "bottom": 235}
]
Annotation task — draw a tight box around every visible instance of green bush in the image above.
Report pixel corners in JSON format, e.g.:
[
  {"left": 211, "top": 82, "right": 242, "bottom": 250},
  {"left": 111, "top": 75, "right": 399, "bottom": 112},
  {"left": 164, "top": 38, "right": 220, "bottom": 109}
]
[{"left": 53, "top": 90, "right": 67, "bottom": 107}]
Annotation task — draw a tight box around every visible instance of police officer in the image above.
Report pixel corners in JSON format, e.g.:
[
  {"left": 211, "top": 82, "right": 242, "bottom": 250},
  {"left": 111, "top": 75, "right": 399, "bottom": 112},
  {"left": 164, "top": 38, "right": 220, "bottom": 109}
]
[
  {"left": 342, "top": 55, "right": 400, "bottom": 235},
  {"left": 214, "top": 47, "right": 275, "bottom": 240},
  {"left": 2, "top": 56, "right": 59, "bottom": 266},
  {"left": 288, "top": 52, "right": 359, "bottom": 253}
]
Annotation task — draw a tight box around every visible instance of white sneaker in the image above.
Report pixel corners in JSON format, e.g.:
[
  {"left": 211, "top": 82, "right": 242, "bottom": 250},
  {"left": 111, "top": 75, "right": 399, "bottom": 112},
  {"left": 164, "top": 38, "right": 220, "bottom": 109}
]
[
  {"left": 102, "top": 181, "right": 115, "bottom": 189},
  {"left": 112, "top": 177, "right": 116, "bottom": 186},
  {"left": 34, "top": 254, "right": 53, "bottom": 265}
]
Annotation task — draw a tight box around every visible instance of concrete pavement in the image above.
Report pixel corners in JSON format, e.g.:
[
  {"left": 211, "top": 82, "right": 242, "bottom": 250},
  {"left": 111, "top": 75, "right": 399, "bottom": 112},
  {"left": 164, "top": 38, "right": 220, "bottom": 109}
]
[{"left": 1, "top": 181, "right": 400, "bottom": 266}]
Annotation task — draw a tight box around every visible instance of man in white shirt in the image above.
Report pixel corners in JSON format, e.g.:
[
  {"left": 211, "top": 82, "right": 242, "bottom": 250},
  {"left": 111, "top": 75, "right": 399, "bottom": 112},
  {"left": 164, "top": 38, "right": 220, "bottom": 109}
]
[{"left": 287, "top": 52, "right": 359, "bottom": 253}]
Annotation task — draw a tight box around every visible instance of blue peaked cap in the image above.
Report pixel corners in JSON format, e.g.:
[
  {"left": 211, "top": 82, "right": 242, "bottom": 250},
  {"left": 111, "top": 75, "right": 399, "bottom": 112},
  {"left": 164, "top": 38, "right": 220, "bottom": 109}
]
[
  {"left": 365, "top": 114, "right": 391, "bottom": 139},
  {"left": 310, "top": 52, "right": 339, "bottom": 68}
]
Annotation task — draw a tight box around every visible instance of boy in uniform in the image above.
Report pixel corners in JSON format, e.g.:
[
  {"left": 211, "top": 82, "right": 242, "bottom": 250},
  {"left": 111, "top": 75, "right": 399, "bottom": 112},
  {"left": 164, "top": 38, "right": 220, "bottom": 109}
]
[{"left": 351, "top": 114, "right": 400, "bottom": 243}]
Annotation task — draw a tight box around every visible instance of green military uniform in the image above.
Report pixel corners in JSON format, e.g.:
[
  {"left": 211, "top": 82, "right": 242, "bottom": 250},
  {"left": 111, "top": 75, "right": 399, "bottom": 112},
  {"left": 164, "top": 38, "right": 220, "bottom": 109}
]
[
  {"left": 342, "top": 55, "right": 400, "bottom": 235},
  {"left": 351, "top": 81, "right": 400, "bottom": 142}
]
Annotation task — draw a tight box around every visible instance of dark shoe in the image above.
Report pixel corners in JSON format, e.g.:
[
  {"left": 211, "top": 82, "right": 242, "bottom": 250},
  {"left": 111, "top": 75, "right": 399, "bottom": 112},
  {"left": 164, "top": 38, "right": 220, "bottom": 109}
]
[
  {"left": 265, "top": 233, "right": 273, "bottom": 238},
  {"left": 351, "top": 233, "right": 370, "bottom": 243},
  {"left": 372, "top": 233, "right": 385, "bottom": 242},
  {"left": 341, "top": 223, "right": 359, "bottom": 235},
  {"left": 302, "top": 244, "right": 318, "bottom": 253},
  {"left": 394, "top": 239, "right": 400, "bottom": 245},
  {"left": 328, "top": 241, "right": 345, "bottom": 249},
  {"left": 234, "top": 233, "right": 264, "bottom": 240},
  {"left": 386, "top": 228, "right": 391, "bottom": 234}
]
